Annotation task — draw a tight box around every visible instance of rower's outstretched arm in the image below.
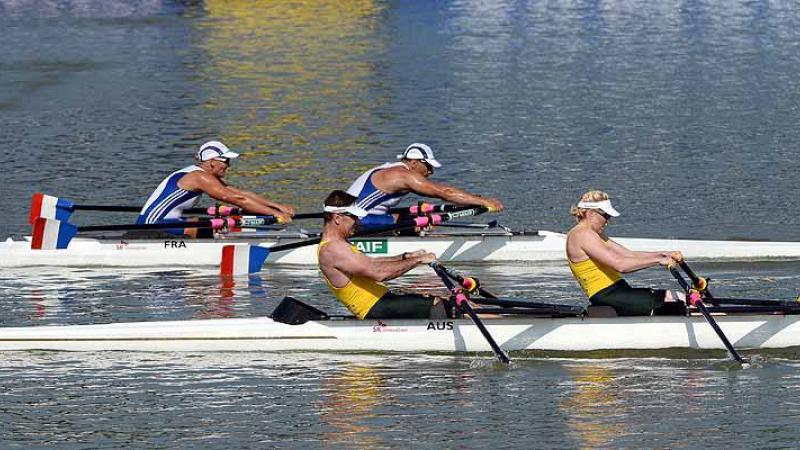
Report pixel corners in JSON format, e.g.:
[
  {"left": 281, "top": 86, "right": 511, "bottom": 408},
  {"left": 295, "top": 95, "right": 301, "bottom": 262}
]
[
  {"left": 580, "top": 229, "right": 670, "bottom": 273},
  {"left": 181, "top": 172, "right": 292, "bottom": 221},
  {"left": 606, "top": 239, "right": 683, "bottom": 263},
  {"left": 224, "top": 185, "right": 295, "bottom": 216},
  {"left": 334, "top": 246, "right": 430, "bottom": 282},
  {"left": 396, "top": 172, "right": 504, "bottom": 211}
]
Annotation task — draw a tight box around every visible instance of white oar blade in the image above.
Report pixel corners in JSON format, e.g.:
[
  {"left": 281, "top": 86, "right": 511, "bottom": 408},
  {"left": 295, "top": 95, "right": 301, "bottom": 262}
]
[
  {"left": 29, "top": 192, "right": 74, "bottom": 224},
  {"left": 220, "top": 244, "right": 270, "bottom": 276},
  {"left": 31, "top": 218, "right": 78, "bottom": 250}
]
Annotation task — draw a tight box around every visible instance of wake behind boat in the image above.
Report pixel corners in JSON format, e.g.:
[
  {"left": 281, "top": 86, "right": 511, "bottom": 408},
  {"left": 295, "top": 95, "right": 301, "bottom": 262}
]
[{"left": 4, "top": 225, "right": 800, "bottom": 268}]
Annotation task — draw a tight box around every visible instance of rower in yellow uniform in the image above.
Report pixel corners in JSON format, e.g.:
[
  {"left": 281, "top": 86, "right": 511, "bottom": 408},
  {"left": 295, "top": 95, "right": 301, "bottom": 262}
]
[
  {"left": 317, "top": 190, "right": 449, "bottom": 319},
  {"left": 565, "top": 190, "right": 686, "bottom": 316}
]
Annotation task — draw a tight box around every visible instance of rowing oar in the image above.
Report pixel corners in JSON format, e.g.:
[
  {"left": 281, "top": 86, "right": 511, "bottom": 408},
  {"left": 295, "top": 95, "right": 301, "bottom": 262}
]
[
  {"left": 430, "top": 262, "right": 583, "bottom": 314},
  {"left": 668, "top": 264, "right": 746, "bottom": 364},
  {"left": 220, "top": 206, "right": 490, "bottom": 276},
  {"left": 678, "top": 261, "right": 719, "bottom": 306},
  {"left": 30, "top": 216, "right": 277, "bottom": 250},
  {"left": 429, "top": 261, "right": 499, "bottom": 299},
  {"left": 31, "top": 192, "right": 478, "bottom": 222},
  {"left": 680, "top": 260, "right": 798, "bottom": 308},
  {"left": 29, "top": 193, "right": 248, "bottom": 224},
  {"left": 430, "top": 262, "right": 510, "bottom": 364}
]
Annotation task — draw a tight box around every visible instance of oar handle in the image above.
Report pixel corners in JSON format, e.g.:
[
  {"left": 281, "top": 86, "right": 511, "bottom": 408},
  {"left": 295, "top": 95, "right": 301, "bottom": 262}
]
[
  {"left": 431, "top": 262, "right": 497, "bottom": 299},
  {"left": 288, "top": 204, "right": 481, "bottom": 221},
  {"left": 678, "top": 261, "right": 717, "bottom": 306}
]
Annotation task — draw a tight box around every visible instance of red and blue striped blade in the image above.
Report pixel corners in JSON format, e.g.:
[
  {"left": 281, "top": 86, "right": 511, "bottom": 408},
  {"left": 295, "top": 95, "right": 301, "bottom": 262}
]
[
  {"left": 30, "top": 218, "right": 78, "bottom": 250},
  {"left": 220, "top": 244, "right": 271, "bottom": 276},
  {"left": 29, "top": 193, "right": 75, "bottom": 224}
]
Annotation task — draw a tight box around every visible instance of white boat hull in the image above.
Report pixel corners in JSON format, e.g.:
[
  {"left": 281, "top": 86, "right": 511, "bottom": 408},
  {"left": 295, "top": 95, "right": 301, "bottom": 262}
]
[
  {"left": 3, "top": 229, "right": 800, "bottom": 268},
  {"left": 2, "top": 314, "right": 799, "bottom": 353}
]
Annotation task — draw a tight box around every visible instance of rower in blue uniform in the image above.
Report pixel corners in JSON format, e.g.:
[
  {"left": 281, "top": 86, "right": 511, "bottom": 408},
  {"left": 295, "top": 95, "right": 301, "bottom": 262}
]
[
  {"left": 346, "top": 143, "right": 504, "bottom": 231},
  {"left": 137, "top": 140, "right": 295, "bottom": 237}
]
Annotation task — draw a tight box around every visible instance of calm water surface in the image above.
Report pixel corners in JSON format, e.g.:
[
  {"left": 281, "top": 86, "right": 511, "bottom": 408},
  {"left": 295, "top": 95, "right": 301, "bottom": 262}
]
[{"left": 2, "top": 0, "right": 800, "bottom": 448}]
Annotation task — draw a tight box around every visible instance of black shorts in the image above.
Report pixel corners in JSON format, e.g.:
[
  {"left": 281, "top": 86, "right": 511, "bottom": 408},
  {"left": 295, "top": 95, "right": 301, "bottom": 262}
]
[
  {"left": 590, "top": 280, "right": 685, "bottom": 316},
  {"left": 365, "top": 292, "right": 435, "bottom": 319}
]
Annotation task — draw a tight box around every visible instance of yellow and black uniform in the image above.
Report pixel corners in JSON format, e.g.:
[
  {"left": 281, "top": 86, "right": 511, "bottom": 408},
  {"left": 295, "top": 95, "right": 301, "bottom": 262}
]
[
  {"left": 569, "top": 249, "right": 681, "bottom": 316},
  {"left": 318, "top": 241, "right": 435, "bottom": 319}
]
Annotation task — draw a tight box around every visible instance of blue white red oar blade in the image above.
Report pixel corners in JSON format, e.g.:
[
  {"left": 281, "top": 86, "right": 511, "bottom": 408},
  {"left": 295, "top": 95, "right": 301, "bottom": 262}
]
[
  {"left": 29, "top": 193, "right": 75, "bottom": 223},
  {"left": 220, "top": 244, "right": 270, "bottom": 276},
  {"left": 30, "top": 218, "right": 78, "bottom": 250}
]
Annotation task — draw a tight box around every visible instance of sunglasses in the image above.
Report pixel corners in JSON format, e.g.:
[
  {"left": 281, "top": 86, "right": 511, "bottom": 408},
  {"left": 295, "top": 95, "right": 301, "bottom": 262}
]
[
  {"left": 339, "top": 212, "right": 360, "bottom": 221},
  {"left": 214, "top": 157, "right": 231, "bottom": 166},
  {"left": 422, "top": 161, "right": 434, "bottom": 174},
  {"left": 597, "top": 210, "right": 612, "bottom": 220}
]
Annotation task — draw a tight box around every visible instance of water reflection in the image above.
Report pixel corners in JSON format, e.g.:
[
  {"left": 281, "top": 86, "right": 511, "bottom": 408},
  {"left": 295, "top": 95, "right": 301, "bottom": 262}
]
[
  {"left": 560, "top": 365, "right": 626, "bottom": 448},
  {"left": 193, "top": 0, "right": 390, "bottom": 210},
  {"left": 319, "top": 365, "right": 386, "bottom": 447}
]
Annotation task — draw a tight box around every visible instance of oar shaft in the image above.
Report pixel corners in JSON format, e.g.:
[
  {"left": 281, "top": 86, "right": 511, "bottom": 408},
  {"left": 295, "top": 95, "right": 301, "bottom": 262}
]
[
  {"left": 72, "top": 204, "right": 247, "bottom": 215},
  {"left": 711, "top": 297, "right": 800, "bottom": 307},
  {"left": 461, "top": 302, "right": 511, "bottom": 364},
  {"left": 431, "top": 262, "right": 510, "bottom": 364},
  {"left": 73, "top": 205, "right": 139, "bottom": 212},
  {"left": 669, "top": 266, "right": 744, "bottom": 363},
  {"left": 77, "top": 217, "right": 276, "bottom": 233},
  {"left": 265, "top": 218, "right": 424, "bottom": 253},
  {"left": 692, "top": 298, "right": 745, "bottom": 363},
  {"left": 472, "top": 297, "right": 584, "bottom": 314}
]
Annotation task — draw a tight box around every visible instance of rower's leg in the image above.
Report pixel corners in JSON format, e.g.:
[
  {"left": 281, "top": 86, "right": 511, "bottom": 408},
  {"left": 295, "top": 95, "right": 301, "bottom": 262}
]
[{"left": 663, "top": 289, "right": 686, "bottom": 302}]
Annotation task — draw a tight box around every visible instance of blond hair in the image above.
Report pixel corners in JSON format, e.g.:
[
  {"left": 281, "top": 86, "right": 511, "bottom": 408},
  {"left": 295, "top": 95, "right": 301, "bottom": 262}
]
[{"left": 570, "top": 190, "right": 611, "bottom": 221}]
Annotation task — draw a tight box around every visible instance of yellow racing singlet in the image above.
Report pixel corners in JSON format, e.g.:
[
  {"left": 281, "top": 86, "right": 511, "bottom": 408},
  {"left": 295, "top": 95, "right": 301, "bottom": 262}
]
[
  {"left": 318, "top": 240, "right": 389, "bottom": 319},
  {"left": 568, "top": 253, "right": 622, "bottom": 299}
]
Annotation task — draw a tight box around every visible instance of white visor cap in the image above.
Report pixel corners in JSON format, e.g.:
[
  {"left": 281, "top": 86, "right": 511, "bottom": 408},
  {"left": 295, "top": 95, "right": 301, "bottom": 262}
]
[
  {"left": 577, "top": 199, "right": 620, "bottom": 217},
  {"left": 196, "top": 141, "right": 240, "bottom": 162},
  {"left": 323, "top": 204, "right": 368, "bottom": 218},
  {"left": 396, "top": 143, "right": 442, "bottom": 168}
]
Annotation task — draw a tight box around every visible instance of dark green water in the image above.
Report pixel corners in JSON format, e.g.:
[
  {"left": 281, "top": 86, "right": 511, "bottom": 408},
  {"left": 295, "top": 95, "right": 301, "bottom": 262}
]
[{"left": 2, "top": 0, "right": 800, "bottom": 448}]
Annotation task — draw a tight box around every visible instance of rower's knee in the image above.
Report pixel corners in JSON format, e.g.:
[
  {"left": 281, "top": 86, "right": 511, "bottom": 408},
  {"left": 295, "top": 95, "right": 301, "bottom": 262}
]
[{"left": 429, "top": 300, "right": 448, "bottom": 319}]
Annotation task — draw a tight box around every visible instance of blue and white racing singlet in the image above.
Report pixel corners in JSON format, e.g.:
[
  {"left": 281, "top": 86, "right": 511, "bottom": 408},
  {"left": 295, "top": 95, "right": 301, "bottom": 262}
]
[
  {"left": 346, "top": 162, "right": 409, "bottom": 215},
  {"left": 136, "top": 165, "right": 204, "bottom": 224}
]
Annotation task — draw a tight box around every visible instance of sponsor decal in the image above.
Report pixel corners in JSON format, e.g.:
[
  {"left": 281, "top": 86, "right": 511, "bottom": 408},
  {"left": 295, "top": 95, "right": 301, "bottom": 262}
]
[
  {"left": 447, "top": 209, "right": 479, "bottom": 219},
  {"left": 354, "top": 239, "right": 388, "bottom": 254},
  {"left": 371, "top": 320, "right": 409, "bottom": 333},
  {"left": 164, "top": 241, "right": 187, "bottom": 249},
  {"left": 427, "top": 321, "right": 454, "bottom": 331},
  {"left": 115, "top": 240, "right": 147, "bottom": 251}
]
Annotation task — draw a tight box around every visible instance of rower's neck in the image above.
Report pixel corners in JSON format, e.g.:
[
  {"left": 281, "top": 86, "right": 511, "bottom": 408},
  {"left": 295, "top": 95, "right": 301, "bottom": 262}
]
[
  {"left": 321, "top": 222, "right": 351, "bottom": 241},
  {"left": 580, "top": 218, "right": 604, "bottom": 233}
]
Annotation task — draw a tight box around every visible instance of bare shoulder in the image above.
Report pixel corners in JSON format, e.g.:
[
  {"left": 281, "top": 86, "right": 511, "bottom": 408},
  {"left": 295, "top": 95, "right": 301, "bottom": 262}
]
[
  {"left": 567, "top": 224, "right": 592, "bottom": 241},
  {"left": 319, "top": 239, "right": 351, "bottom": 262},
  {"left": 180, "top": 170, "right": 213, "bottom": 189},
  {"left": 373, "top": 165, "right": 416, "bottom": 191}
]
